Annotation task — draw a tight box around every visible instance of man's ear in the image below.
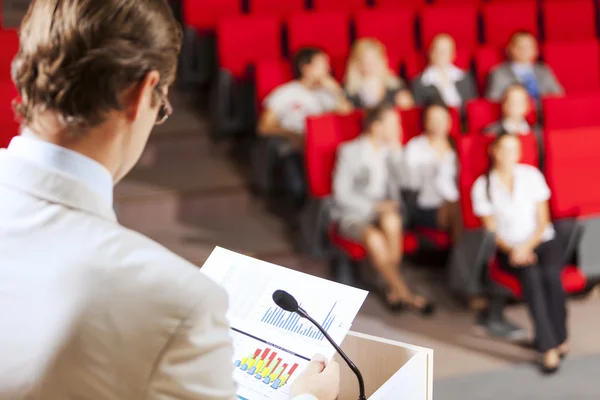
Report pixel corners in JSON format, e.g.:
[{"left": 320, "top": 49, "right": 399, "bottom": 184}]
[{"left": 126, "top": 71, "right": 160, "bottom": 121}]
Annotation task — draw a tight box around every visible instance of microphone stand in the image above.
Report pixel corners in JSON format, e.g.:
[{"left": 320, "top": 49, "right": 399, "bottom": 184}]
[{"left": 297, "top": 306, "right": 367, "bottom": 400}]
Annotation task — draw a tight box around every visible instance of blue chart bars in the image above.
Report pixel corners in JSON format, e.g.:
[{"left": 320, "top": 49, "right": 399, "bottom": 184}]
[{"left": 261, "top": 302, "right": 337, "bottom": 341}]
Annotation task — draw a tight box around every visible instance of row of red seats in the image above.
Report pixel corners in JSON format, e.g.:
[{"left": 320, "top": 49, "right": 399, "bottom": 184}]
[
  {"left": 184, "top": 0, "right": 595, "bottom": 44},
  {"left": 304, "top": 110, "right": 594, "bottom": 297},
  {"left": 217, "top": 10, "right": 600, "bottom": 93}
]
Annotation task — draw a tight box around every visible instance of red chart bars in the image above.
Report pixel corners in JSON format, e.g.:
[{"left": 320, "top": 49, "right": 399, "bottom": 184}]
[{"left": 234, "top": 346, "right": 300, "bottom": 390}]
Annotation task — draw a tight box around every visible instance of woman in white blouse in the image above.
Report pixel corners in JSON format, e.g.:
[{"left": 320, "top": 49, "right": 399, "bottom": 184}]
[
  {"left": 411, "top": 34, "right": 477, "bottom": 111},
  {"left": 404, "top": 104, "right": 462, "bottom": 243},
  {"left": 471, "top": 132, "right": 568, "bottom": 374}
]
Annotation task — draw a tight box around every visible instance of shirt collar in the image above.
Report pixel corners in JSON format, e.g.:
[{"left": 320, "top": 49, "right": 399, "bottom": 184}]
[
  {"left": 511, "top": 62, "right": 535, "bottom": 77},
  {"left": 7, "top": 129, "right": 114, "bottom": 207},
  {"left": 421, "top": 65, "right": 465, "bottom": 86},
  {"left": 501, "top": 119, "right": 531, "bottom": 135}
]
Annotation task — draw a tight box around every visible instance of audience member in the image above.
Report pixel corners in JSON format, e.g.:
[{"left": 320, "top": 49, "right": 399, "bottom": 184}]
[
  {"left": 404, "top": 104, "right": 462, "bottom": 243},
  {"left": 484, "top": 84, "right": 537, "bottom": 136},
  {"left": 344, "top": 39, "right": 414, "bottom": 109},
  {"left": 472, "top": 132, "right": 568, "bottom": 374},
  {"left": 332, "top": 104, "right": 434, "bottom": 316},
  {"left": 258, "top": 47, "right": 353, "bottom": 208},
  {"left": 411, "top": 34, "right": 477, "bottom": 110},
  {"left": 487, "top": 31, "right": 563, "bottom": 101}
]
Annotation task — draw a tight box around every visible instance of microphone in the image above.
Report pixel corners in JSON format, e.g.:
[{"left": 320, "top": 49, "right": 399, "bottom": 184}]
[{"left": 272, "top": 290, "right": 367, "bottom": 400}]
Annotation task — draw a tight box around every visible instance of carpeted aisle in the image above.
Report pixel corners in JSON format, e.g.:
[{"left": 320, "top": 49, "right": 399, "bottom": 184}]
[{"left": 434, "top": 354, "right": 600, "bottom": 400}]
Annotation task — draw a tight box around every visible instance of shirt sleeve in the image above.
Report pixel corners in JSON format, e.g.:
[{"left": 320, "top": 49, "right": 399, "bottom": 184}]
[
  {"left": 471, "top": 176, "right": 494, "bottom": 217},
  {"left": 402, "top": 140, "right": 423, "bottom": 191},
  {"left": 529, "top": 167, "right": 552, "bottom": 202},
  {"left": 435, "top": 154, "right": 459, "bottom": 202}
]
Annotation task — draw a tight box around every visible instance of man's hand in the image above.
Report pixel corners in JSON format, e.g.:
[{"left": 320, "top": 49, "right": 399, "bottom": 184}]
[
  {"left": 376, "top": 200, "right": 399, "bottom": 214},
  {"left": 290, "top": 354, "right": 340, "bottom": 400},
  {"left": 509, "top": 245, "right": 537, "bottom": 267}
]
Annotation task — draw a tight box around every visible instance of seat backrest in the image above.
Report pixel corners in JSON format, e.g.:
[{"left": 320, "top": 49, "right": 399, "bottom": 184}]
[
  {"left": 0, "top": 81, "right": 19, "bottom": 148},
  {"left": 217, "top": 15, "right": 282, "bottom": 78},
  {"left": 421, "top": 5, "right": 478, "bottom": 54},
  {"left": 466, "top": 98, "right": 537, "bottom": 133},
  {"left": 474, "top": 46, "right": 505, "bottom": 92},
  {"left": 545, "top": 127, "right": 600, "bottom": 219},
  {"left": 543, "top": 40, "right": 600, "bottom": 94},
  {"left": 288, "top": 11, "right": 350, "bottom": 80},
  {"left": 457, "top": 133, "right": 539, "bottom": 230},
  {"left": 542, "top": 92, "right": 600, "bottom": 130},
  {"left": 183, "top": 0, "right": 242, "bottom": 31},
  {"left": 255, "top": 60, "right": 293, "bottom": 110},
  {"left": 305, "top": 112, "right": 363, "bottom": 198},
  {"left": 401, "top": 107, "right": 462, "bottom": 143},
  {"left": 543, "top": 0, "right": 596, "bottom": 42},
  {"left": 0, "top": 29, "right": 19, "bottom": 81},
  {"left": 249, "top": 0, "right": 305, "bottom": 17},
  {"left": 482, "top": 1, "right": 538, "bottom": 48},
  {"left": 354, "top": 8, "right": 416, "bottom": 72},
  {"left": 373, "top": 0, "right": 425, "bottom": 8},
  {"left": 312, "top": 0, "right": 368, "bottom": 13}
]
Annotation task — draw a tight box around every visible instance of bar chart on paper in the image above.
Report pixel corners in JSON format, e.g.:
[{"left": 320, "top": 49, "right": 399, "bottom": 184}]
[{"left": 260, "top": 302, "right": 337, "bottom": 341}]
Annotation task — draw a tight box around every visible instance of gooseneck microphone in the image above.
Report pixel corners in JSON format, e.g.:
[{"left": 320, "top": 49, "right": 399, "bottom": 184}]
[{"left": 272, "top": 290, "right": 367, "bottom": 400}]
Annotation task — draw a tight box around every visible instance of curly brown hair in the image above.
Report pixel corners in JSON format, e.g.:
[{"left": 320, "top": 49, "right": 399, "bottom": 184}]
[{"left": 12, "top": 0, "right": 182, "bottom": 132}]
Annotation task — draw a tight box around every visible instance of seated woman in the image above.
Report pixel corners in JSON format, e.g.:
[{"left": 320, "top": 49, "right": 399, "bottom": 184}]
[
  {"left": 411, "top": 34, "right": 477, "bottom": 110},
  {"left": 404, "top": 104, "right": 462, "bottom": 243},
  {"left": 471, "top": 132, "right": 568, "bottom": 374},
  {"left": 484, "top": 84, "right": 538, "bottom": 136},
  {"left": 344, "top": 38, "right": 414, "bottom": 109},
  {"left": 332, "top": 104, "right": 434, "bottom": 316}
]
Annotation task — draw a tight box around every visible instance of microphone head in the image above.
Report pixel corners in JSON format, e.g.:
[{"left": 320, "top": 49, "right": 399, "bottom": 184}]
[{"left": 272, "top": 290, "right": 299, "bottom": 312}]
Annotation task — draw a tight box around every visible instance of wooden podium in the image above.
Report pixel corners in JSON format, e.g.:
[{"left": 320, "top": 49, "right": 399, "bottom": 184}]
[{"left": 335, "top": 331, "right": 433, "bottom": 400}]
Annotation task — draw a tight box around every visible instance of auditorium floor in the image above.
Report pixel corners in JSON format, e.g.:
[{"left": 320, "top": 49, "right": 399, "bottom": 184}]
[{"left": 115, "top": 91, "right": 600, "bottom": 395}]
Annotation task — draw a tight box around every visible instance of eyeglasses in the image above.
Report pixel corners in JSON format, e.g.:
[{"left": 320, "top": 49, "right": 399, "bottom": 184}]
[{"left": 155, "top": 92, "right": 173, "bottom": 125}]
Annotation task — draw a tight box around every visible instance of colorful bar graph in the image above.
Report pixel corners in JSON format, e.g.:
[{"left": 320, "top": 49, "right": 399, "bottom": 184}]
[
  {"left": 261, "top": 302, "right": 338, "bottom": 341},
  {"left": 234, "top": 346, "right": 301, "bottom": 391}
]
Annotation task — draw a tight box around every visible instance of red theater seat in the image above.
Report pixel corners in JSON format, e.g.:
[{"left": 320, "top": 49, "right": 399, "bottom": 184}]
[
  {"left": 0, "top": 29, "right": 19, "bottom": 81},
  {"left": 255, "top": 60, "right": 292, "bottom": 111},
  {"left": 373, "top": 0, "right": 425, "bottom": 8},
  {"left": 355, "top": 8, "right": 416, "bottom": 73},
  {"left": 421, "top": 5, "right": 478, "bottom": 54},
  {"left": 0, "top": 81, "right": 19, "bottom": 148},
  {"left": 483, "top": 1, "right": 538, "bottom": 47},
  {"left": 542, "top": 0, "right": 596, "bottom": 42},
  {"left": 542, "top": 93, "right": 600, "bottom": 130},
  {"left": 182, "top": 0, "right": 242, "bottom": 31},
  {"left": 288, "top": 12, "right": 350, "bottom": 81},
  {"left": 543, "top": 40, "right": 600, "bottom": 94},
  {"left": 466, "top": 98, "right": 537, "bottom": 133},
  {"left": 457, "top": 133, "right": 539, "bottom": 230},
  {"left": 249, "top": 0, "right": 305, "bottom": 17},
  {"left": 217, "top": 15, "right": 282, "bottom": 78},
  {"left": 490, "top": 261, "right": 587, "bottom": 299},
  {"left": 312, "top": 0, "right": 368, "bottom": 13},
  {"left": 474, "top": 46, "right": 504, "bottom": 92},
  {"left": 329, "top": 224, "right": 420, "bottom": 260},
  {"left": 545, "top": 127, "right": 600, "bottom": 219}
]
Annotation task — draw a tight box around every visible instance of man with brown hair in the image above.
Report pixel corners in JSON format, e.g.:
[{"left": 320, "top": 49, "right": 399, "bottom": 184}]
[{"left": 0, "top": 1, "right": 339, "bottom": 399}]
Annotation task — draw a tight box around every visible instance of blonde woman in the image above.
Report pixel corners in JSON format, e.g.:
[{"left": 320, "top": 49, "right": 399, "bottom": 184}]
[
  {"left": 344, "top": 38, "right": 414, "bottom": 109},
  {"left": 412, "top": 34, "right": 477, "bottom": 110}
]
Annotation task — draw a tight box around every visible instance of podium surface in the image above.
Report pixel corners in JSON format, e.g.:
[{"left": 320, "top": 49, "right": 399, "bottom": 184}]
[{"left": 336, "top": 331, "right": 433, "bottom": 400}]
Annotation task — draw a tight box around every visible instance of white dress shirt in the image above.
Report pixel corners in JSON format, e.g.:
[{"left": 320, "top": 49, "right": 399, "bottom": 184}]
[
  {"left": 9, "top": 130, "right": 114, "bottom": 207},
  {"left": 471, "top": 163, "right": 555, "bottom": 247},
  {"left": 403, "top": 135, "right": 459, "bottom": 209},
  {"left": 0, "top": 133, "right": 318, "bottom": 400},
  {"left": 420, "top": 65, "right": 465, "bottom": 107}
]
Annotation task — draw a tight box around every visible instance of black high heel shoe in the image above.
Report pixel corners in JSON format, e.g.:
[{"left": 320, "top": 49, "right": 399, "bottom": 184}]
[
  {"left": 380, "top": 294, "right": 437, "bottom": 317},
  {"left": 541, "top": 350, "right": 561, "bottom": 375}
]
